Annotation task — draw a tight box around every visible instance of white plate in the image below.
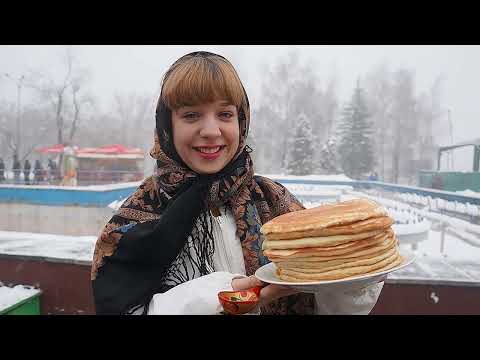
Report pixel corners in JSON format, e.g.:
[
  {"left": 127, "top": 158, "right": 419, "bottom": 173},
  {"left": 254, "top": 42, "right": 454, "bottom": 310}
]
[{"left": 255, "top": 248, "right": 415, "bottom": 293}]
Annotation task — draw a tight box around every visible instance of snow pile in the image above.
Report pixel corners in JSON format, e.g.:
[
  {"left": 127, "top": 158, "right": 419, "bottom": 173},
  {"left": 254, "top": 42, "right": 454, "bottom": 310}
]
[
  {"left": 285, "top": 183, "right": 354, "bottom": 193},
  {"left": 415, "top": 209, "right": 480, "bottom": 237},
  {"left": 421, "top": 229, "right": 480, "bottom": 261},
  {"left": 394, "top": 192, "right": 480, "bottom": 218},
  {"left": 0, "top": 231, "right": 97, "bottom": 262},
  {"left": 262, "top": 174, "right": 354, "bottom": 182},
  {"left": 393, "top": 220, "right": 431, "bottom": 236},
  {"left": 0, "top": 231, "right": 95, "bottom": 243},
  {"left": 456, "top": 189, "right": 480, "bottom": 198},
  {"left": 466, "top": 203, "right": 480, "bottom": 217},
  {"left": 0, "top": 284, "right": 41, "bottom": 312},
  {"left": 387, "top": 208, "right": 421, "bottom": 223},
  {"left": 445, "top": 227, "right": 480, "bottom": 248},
  {"left": 292, "top": 190, "right": 341, "bottom": 198},
  {"left": 353, "top": 191, "right": 480, "bottom": 240}
]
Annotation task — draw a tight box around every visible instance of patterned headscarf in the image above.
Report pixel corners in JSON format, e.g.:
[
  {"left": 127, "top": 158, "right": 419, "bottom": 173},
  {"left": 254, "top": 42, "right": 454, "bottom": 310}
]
[{"left": 91, "top": 52, "right": 315, "bottom": 315}]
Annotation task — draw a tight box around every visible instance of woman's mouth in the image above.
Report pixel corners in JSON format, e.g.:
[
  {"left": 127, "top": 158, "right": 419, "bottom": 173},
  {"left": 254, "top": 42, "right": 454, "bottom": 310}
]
[{"left": 193, "top": 145, "right": 226, "bottom": 160}]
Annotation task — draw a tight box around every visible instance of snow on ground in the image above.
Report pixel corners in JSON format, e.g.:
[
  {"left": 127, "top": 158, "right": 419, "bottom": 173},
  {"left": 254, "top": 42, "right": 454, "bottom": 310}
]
[
  {"left": 445, "top": 227, "right": 480, "bottom": 248},
  {"left": 456, "top": 189, "right": 480, "bottom": 198},
  {"left": 0, "top": 284, "right": 41, "bottom": 312},
  {"left": 0, "top": 231, "right": 96, "bottom": 262},
  {"left": 260, "top": 174, "right": 353, "bottom": 182},
  {"left": 392, "top": 220, "right": 431, "bottom": 236},
  {"left": 349, "top": 190, "right": 480, "bottom": 236},
  {"left": 422, "top": 210, "right": 480, "bottom": 234},
  {"left": 414, "top": 230, "right": 480, "bottom": 262},
  {"left": 284, "top": 183, "right": 354, "bottom": 193},
  {"left": 291, "top": 190, "right": 342, "bottom": 205},
  {"left": 387, "top": 208, "right": 420, "bottom": 223},
  {"left": 395, "top": 191, "right": 480, "bottom": 218}
]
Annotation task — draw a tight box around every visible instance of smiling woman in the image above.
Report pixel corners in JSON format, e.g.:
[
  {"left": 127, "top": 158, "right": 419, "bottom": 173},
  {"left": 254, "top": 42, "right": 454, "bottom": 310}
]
[
  {"left": 171, "top": 100, "right": 239, "bottom": 174},
  {"left": 90, "top": 51, "right": 384, "bottom": 315}
]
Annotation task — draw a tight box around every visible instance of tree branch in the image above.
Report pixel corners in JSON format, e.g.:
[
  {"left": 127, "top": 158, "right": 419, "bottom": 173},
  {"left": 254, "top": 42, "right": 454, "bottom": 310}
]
[{"left": 21, "top": 126, "right": 51, "bottom": 161}]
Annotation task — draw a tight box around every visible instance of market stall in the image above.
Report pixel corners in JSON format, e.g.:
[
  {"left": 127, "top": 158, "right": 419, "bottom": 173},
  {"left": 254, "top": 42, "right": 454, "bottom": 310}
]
[{"left": 35, "top": 144, "right": 145, "bottom": 185}]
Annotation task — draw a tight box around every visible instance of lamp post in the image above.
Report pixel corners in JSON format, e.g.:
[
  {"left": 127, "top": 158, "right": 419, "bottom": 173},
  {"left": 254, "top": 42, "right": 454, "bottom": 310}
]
[
  {"left": 3, "top": 73, "right": 25, "bottom": 159},
  {"left": 447, "top": 109, "right": 454, "bottom": 170}
]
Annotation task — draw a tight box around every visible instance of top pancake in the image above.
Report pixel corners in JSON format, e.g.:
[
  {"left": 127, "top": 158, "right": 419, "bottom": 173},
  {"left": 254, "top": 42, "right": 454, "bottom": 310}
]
[
  {"left": 265, "top": 216, "right": 394, "bottom": 240},
  {"left": 261, "top": 198, "right": 389, "bottom": 240}
]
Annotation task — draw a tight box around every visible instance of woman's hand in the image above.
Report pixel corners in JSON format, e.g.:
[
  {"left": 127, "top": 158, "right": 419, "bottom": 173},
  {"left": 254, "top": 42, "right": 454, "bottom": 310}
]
[{"left": 231, "top": 275, "right": 299, "bottom": 307}]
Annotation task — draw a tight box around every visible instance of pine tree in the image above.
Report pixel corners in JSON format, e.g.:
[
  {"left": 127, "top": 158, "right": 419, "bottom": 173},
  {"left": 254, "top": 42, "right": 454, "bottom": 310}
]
[
  {"left": 337, "top": 80, "right": 375, "bottom": 179},
  {"left": 286, "top": 113, "right": 315, "bottom": 175},
  {"left": 317, "top": 136, "right": 340, "bottom": 174}
]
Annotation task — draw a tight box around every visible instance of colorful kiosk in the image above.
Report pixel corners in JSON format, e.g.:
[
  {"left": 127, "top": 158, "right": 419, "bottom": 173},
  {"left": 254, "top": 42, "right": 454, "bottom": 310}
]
[{"left": 35, "top": 144, "right": 145, "bottom": 185}]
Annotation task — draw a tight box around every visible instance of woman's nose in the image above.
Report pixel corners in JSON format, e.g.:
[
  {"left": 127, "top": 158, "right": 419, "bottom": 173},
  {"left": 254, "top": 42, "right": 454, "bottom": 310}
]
[{"left": 199, "top": 115, "right": 221, "bottom": 138}]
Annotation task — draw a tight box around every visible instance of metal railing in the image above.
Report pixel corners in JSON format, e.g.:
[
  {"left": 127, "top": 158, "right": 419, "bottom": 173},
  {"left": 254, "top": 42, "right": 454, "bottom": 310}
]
[{"left": 0, "top": 170, "right": 144, "bottom": 186}]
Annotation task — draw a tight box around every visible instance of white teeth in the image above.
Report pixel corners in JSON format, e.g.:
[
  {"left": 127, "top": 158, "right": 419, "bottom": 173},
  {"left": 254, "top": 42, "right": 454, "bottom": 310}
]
[{"left": 197, "top": 146, "right": 221, "bottom": 154}]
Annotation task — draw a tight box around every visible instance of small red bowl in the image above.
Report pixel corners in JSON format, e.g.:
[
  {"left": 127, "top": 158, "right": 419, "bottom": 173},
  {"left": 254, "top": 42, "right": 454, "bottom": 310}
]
[{"left": 218, "top": 287, "right": 262, "bottom": 315}]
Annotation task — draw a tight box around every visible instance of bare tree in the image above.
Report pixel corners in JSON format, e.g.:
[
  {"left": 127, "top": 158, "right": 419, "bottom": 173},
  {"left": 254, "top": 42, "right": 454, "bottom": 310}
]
[
  {"left": 26, "top": 46, "right": 93, "bottom": 146},
  {"left": 68, "top": 76, "right": 95, "bottom": 142},
  {"left": 114, "top": 92, "right": 154, "bottom": 146},
  {"left": 0, "top": 102, "right": 17, "bottom": 158},
  {"left": 0, "top": 101, "right": 51, "bottom": 162}
]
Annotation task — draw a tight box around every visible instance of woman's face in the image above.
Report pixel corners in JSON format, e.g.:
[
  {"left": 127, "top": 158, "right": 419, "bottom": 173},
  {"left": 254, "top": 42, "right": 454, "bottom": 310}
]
[{"left": 171, "top": 100, "right": 240, "bottom": 174}]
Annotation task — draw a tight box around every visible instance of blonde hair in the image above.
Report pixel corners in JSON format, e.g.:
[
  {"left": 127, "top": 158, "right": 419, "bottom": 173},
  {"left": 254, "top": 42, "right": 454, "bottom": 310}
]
[{"left": 161, "top": 53, "right": 247, "bottom": 111}]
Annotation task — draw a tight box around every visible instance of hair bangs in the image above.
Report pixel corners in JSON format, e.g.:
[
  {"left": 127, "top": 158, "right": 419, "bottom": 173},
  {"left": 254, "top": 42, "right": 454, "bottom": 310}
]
[{"left": 162, "top": 56, "right": 245, "bottom": 110}]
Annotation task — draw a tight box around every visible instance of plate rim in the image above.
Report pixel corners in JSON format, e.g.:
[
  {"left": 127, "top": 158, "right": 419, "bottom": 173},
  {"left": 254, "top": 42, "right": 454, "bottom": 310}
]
[{"left": 255, "top": 248, "right": 416, "bottom": 287}]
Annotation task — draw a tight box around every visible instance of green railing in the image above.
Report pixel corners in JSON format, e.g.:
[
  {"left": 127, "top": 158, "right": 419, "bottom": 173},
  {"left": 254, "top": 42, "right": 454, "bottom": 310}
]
[{"left": 419, "top": 171, "right": 480, "bottom": 192}]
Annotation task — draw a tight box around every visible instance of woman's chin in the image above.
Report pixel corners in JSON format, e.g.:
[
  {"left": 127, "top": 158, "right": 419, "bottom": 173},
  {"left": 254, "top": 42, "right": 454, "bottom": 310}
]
[
  {"left": 193, "top": 162, "right": 226, "bottom": 174},
  {"left": 189, "top": 156, "right": 231, "bottom": 174}
]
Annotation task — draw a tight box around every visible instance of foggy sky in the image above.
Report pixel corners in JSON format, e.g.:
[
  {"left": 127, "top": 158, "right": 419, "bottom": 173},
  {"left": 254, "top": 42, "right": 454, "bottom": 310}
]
[{"left": 1, "top": 44, "right": 479, "bottom": 147}]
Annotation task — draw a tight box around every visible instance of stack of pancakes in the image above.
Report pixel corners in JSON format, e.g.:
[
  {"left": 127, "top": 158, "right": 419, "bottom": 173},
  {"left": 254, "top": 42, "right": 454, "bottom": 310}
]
[{"left": 261, "top": 198, "right": 403, "bottom": 282}]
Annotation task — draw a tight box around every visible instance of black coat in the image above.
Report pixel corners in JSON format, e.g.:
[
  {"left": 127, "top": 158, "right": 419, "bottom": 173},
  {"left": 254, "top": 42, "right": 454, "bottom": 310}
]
[{"left": 24, "top": 161, "right": 31, "bottom": 173}]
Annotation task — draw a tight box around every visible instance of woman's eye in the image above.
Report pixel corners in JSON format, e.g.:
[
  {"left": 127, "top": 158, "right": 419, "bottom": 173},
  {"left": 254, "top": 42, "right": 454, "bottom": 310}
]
[
  {"left": 183, "top": 113, "right": 199, "bottom": 120},
  {"left": 219, "top": 112, "right": 233, "bottom": 119}
]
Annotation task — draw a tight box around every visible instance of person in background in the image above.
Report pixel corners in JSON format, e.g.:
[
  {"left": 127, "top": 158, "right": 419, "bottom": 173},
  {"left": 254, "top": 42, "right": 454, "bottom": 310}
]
[
  {"left": 47, "top": 158, "right": 57, "bottom": 184},
  {"left": 0, "top": 158, "right": 5, "bottom": 182},
  {"left": 368, "top": 172, "right": 379, "bottom": 181},
  {"left": 12, "top": 154, "right": 21, "bottom": 184},
  {"left": 23, "top": 159, "right": 31, "bottom": 185},
  {"left": 33, "top": 159, "right": 45, "bottom": 184},
  {"left": 60, "top": 145, "right": 78, "bottom": 186}
]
